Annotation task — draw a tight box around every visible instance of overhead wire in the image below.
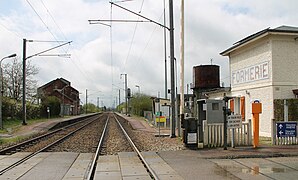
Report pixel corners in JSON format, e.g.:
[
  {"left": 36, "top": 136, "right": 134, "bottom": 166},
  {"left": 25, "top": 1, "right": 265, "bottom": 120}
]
[
  {"left": 0, "top": 21, "right": 23, "bottom": 39},
  {"left": 110, "top": 1, "right": 114, "bottom": 105},
  {"left": 135, "top": 2, "right": 168, "bottom": 66},
  {"left": 122, "top": 0, "right": 146, "bottom": 72},
  {"left": 40, "top": 0, "right": 68, "bottom": 41},
  {"left": 33, "top": 0, "right": 99, "bottom": 88},
  {"left": 25, "top": 0, "right": 61, "bottom": 45}
]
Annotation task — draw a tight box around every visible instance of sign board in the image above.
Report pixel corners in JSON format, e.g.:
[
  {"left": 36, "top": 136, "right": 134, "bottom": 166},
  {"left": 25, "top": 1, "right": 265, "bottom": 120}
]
[
  {"left": 187, "top": 133, "right": 197, "bottom": 144},
  {"left": 227, "top": 115, "right": 242, "bottom": 129},
  {"left": 155, "top": 111, "right": 162, "bottom": 116},
  {"left": 277, "top": 122, "right": 297, "bottom": 137},
  {"left": 155, "top": 116, "right": 166, "bottom": 123}
]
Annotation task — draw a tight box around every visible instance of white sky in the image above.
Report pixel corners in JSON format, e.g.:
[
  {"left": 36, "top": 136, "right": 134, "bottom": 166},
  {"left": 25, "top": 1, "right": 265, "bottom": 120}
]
[{"left": 0, "top": 0, "right": 297, "bottom": 107}]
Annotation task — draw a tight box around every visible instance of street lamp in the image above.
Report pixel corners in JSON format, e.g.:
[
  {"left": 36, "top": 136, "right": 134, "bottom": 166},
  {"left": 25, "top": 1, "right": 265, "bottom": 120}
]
[
  {"left": 0, "top": 53, "right": 17, "bottom": 129},
  {"left": 135, "top": 85, "right": 140, "bottom": 94},
  {"left": 120, "top": 74, "right": 128, "bottom": 115}
]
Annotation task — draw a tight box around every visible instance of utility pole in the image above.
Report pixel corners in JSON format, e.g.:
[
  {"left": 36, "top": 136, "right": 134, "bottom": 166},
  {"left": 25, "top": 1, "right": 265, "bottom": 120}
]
[
  {"left": 179, "top": 0, "right": 185, "bottom": 137},
  {"left": 101, "top": 2, "right": 176, "bottom": 136},
  {"left": 121, "top": 74, "right": 127, "bottom": 115},
  {"left": 97, "top": 97, "right": 99, "bottom": 109},
  {"left": 22, "top": 39, "right": 27, "bottom": 125},
  {"left": 164, "top": 0, "right": 168, "bottom": 99},
  {"left": 85, "top": 89, "right": 88, "bottom": 114},
  {"left": 22, "top": 39, "right": 71, "bottom": 125},
  {"left": 169, "top": 0, "right": 176, "bottom": 138},
  {"left": 119, "top": 89, "right": 121, "bottom": 111}
]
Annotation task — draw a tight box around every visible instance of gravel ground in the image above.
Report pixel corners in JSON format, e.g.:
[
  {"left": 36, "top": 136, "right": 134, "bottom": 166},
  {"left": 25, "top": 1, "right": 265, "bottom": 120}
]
[
  {"left": 21, "top": 116, "right": 101, "bottom": 152},
  {"left": 116, "top": 114, "right": 185, "bottom": 152},
  {"left": 49, "top": 116, "right": 106, "bottom": 153},
  {"left": 104, "top": 115, "right": 134, "bottom": 154},
  {"left": 1, "top": 113, "right": 185, "bottom": 155}
]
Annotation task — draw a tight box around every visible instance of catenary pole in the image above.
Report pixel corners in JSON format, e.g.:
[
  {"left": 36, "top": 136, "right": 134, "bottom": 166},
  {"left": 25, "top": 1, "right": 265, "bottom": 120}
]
[
  {"left": 169, "top": 0, "right": 176, "bottom": 137},
  {"left": 179, "top": 0, "right": 185, "bottom": 137},
  {"left": 22, "top": 39, "right": 71, "bottom": 125},
  {"left": 164, "top": 0, "right": 168, "bottom": 99},
  {"left": 22, "top": 39, "right": 27, "bottom": 125},
  {"left": 86, "top": 89, "right": 88, "bottom": 114}
]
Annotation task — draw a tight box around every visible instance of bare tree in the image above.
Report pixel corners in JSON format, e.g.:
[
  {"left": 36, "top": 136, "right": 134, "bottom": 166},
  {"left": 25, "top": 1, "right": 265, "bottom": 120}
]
[{"left": 2, "top": 57, "right": 39, "bottom": 102}]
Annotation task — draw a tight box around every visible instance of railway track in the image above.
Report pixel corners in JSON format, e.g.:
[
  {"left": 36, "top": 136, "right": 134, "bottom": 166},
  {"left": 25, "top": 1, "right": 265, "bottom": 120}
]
[
  {"left": 87, "top": 112, "right": 159, "bottom": 180},
  {"left": 0, "top": 114, "right": 104, "bottom": 175}
]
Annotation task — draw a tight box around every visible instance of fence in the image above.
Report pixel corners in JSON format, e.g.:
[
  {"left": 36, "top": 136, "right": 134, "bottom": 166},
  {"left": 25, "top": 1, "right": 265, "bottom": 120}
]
[
  {"left": 203, "top": 120, "right": 252, "bottom": 148},
  {"left": 271, "top": 119, "right": 298, "bottom": 145}
]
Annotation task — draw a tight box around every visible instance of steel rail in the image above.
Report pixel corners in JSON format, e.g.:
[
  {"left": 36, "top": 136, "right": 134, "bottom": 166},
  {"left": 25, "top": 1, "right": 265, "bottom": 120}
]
[
  {"left": 113, "top": 113, "right": 159, "bottom": 180},
  {"left": 0, "top": 115, "right": 101, "bottom": 175},
  {"left": 0, "top": 114, "right": 99, "bottom": 155},
  {"left": 87, "top": 115, "right": 110, "bottom": 180}
]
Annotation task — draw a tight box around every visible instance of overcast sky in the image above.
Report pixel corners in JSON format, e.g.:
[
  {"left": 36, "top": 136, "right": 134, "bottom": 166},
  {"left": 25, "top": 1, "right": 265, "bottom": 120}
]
[{"left": 0, "top": 0, "right": 297, "bottom": 107}]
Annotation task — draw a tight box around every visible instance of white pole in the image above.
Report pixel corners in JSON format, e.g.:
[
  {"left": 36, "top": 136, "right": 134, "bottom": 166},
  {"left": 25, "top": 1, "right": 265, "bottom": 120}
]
[{"left": 179, "top": 0, "right": 185, "bottom": 137}]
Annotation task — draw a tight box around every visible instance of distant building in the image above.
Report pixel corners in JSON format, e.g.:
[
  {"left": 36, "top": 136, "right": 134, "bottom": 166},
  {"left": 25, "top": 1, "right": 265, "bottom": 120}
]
[
  {"left": 37, "top": 78, "right": 80, "bottom": 116},
  {"left": 220, "top": 25, "right": 298, "bottom": 136}
]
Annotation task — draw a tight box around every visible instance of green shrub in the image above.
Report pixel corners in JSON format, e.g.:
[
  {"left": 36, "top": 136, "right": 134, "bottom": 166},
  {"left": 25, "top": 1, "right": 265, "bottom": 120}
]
[{"left": 40, "top": 96, "right": 61, "bottom": 118}]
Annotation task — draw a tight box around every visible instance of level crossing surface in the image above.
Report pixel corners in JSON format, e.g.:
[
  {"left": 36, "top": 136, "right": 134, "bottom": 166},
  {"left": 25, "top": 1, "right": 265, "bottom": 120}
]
[
  {"left": 0, "top": 151, "right": 183, "bottom": 180},
  {"left": 0, "top": 150, "right": 298, "bottom": 179}
]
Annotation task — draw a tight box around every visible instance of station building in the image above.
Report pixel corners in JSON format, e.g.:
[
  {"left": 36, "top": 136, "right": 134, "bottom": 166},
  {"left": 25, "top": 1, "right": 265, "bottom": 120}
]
[{"left": 220, "top": 25, "right": 298, "bottom": 137}]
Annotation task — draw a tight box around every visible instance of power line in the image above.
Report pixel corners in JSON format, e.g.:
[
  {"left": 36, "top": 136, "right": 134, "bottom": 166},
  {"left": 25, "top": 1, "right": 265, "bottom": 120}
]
[
  {"left": 123, "top": 0, "right": 146, "bottom": 72},
  {"left": 135, "top": 3, "right": 167, "bottom": 67},
  {"left": 30, "top": 0, "right": 99, "bottom": 88},
  {"left": 39, "top": 0, "right": 68, "bottom": 41},
  {"left": 0, "top": 21, "right": 23, "bottom": 39},
  {"left": 25, "top": 0, "right": 60, "bottom": 43}
]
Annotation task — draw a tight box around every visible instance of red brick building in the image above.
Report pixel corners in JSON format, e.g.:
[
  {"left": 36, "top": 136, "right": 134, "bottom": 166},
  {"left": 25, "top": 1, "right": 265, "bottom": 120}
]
[{"left": 37, "top": 78, "right": 80, "bottom": 115}]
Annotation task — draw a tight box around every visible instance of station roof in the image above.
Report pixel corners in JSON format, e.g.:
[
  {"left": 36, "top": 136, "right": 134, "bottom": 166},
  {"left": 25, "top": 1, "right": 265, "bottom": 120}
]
[{"left": 220, "top": 25, "right": 298, "bottom": 56}]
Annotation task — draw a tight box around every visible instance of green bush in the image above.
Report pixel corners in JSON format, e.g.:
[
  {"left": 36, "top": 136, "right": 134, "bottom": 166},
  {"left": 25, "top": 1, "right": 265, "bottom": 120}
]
[
  {"left": 40, "top": 96, "right": 61, "bottom": 118},
  {"left": 2, "top": 97, "right": 41, "bottom": 120},
  {"left": 274, "top": 99, "right": 298, "bottom": 121},
  {"left": 130, "top": 94, "right": 152, "bottom": 116}
]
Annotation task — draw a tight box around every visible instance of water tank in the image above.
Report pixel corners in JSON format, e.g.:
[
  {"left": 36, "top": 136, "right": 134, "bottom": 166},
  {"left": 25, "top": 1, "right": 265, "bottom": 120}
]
[{"left": 193, "top": 65, "right": 220, "bottom": 89}]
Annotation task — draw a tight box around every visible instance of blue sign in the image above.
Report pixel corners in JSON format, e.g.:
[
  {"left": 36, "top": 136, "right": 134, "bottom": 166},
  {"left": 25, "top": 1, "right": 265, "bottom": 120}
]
[{"left": 276, "top": 122, "right": 297, "bottom": 137}]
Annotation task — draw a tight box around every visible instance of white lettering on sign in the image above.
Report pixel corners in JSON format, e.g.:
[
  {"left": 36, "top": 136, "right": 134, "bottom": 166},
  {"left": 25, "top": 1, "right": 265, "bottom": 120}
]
[{"left": 232, "top": 61, "right": 269, "bottom": 85}]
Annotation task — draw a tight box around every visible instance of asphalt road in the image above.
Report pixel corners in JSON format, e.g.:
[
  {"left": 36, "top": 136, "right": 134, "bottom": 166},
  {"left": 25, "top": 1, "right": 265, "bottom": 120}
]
[{"left": 158, "top": 150, "right": 298, "bottom": 180}]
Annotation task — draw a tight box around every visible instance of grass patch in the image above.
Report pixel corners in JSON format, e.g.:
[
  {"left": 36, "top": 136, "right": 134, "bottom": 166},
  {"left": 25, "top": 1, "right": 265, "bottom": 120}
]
[{"left": 0, "top": 117, "right": 60, "bottom": 134}]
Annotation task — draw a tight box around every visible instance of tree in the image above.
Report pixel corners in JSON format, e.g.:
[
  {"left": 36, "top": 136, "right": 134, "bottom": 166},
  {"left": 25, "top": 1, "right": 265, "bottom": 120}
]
[
  {"left": 130, "top": 94, "right": 152, "bottom": 116},
  {"left": 82, "top": 103, "right": 101, "bottom": 113},
  {"left": 40, "top": 96, "right": 61, "bottom": 117},
  {"left": 2, "top": 58, "right": 39, "bottom": 102}
]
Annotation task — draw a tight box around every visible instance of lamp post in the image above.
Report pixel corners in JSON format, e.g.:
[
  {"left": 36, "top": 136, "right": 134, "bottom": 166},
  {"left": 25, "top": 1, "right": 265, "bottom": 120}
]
[
  {"left": 0, "top": 54, "right": 17, "bottom": 129},
  {"left": 121, "top": 74, "right": 128, "bottom": 115},
  {"left": 135, "top": 85, "right": 140, "bottom": 94}
]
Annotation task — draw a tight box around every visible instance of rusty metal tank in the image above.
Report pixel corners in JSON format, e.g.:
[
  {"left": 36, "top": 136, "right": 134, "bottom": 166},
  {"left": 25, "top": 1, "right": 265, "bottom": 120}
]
[{"left": 193, "top": 65, "right": 220, "bottom": 89}]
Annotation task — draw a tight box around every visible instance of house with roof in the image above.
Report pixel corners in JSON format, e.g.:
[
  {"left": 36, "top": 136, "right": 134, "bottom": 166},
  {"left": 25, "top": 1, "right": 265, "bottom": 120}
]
[
  {"left": 220, "top": 25, "right": 298, "bottom": 137},
  {"left": 37, "top": 78, "right": 80, "bottom": 116}
]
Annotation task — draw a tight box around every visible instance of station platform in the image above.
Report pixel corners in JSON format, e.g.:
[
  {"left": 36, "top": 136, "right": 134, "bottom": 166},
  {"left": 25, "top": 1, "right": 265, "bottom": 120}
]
[
  {"left": 0, "top": 147, "right": 298, "bottom": 179},
  {"left": 0, "top": 151, "right": 183, "bottom": 180},
  {"left": 95, "top": 152, "right": 183, "bottom": 180},
  {"left": 0, "top": 152, "right": 93, "bottom": 180},
  {"left": 1, "top": 113, "right": 298, "bottom": 179}
]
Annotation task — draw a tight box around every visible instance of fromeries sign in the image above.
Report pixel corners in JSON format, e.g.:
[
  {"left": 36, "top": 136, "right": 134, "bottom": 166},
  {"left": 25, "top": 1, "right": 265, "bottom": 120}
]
[{"left": 232, "top": 61, "right": 269, "bottom": 85}]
